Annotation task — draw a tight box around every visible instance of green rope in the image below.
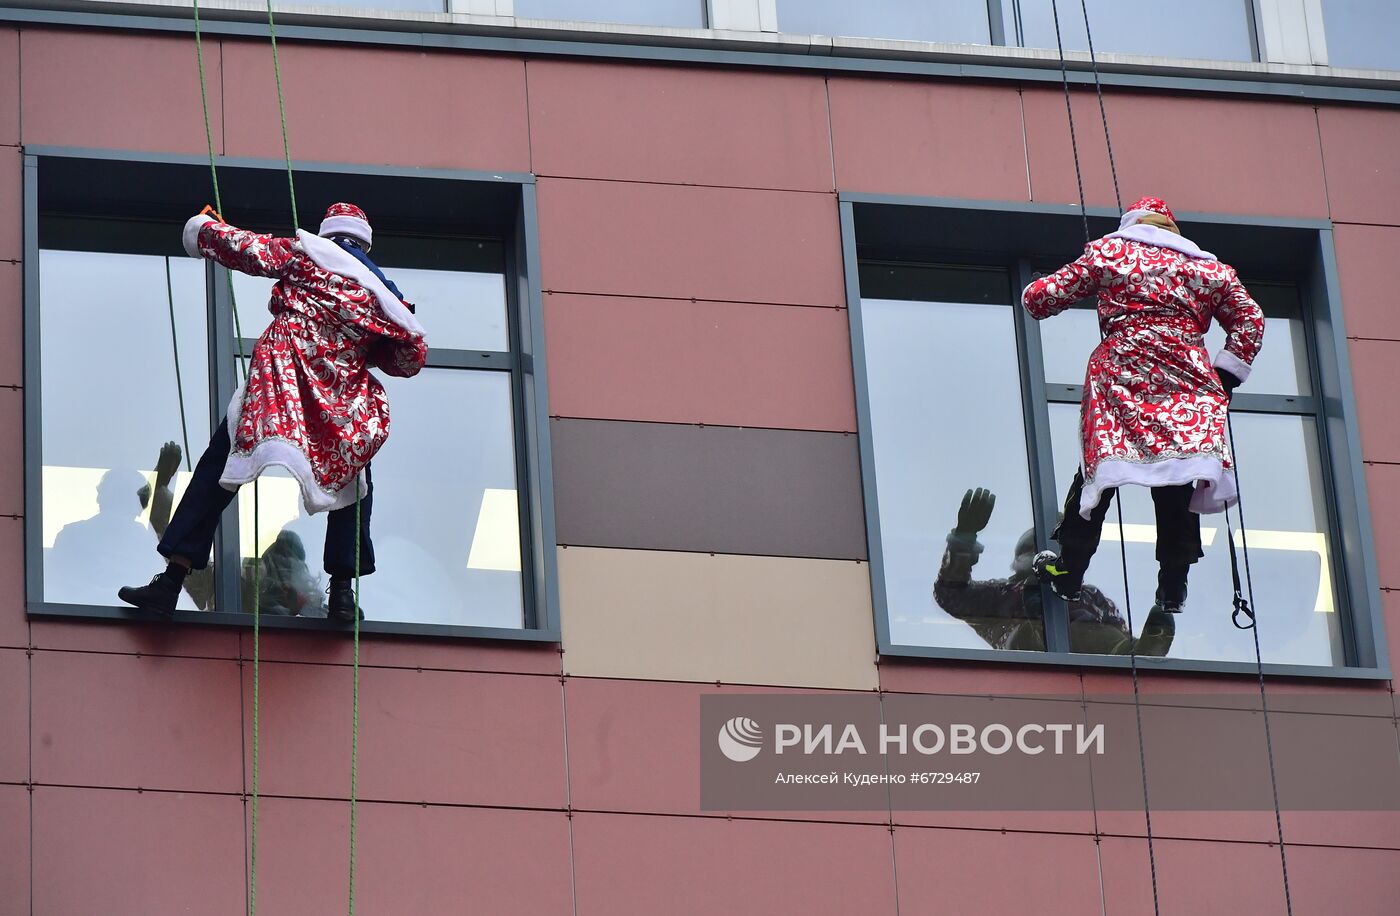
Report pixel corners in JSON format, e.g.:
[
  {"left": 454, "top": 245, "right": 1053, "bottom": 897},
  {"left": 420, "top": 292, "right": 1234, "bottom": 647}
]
[
  {"left": 349, "top": 478, "right": 361, "bottom": 915},
  {"left": 163, "top": 258, "right": 193, "bottom": 471},
  {"left": 192, "top": 4, "right": 259, "bottom": 913}
]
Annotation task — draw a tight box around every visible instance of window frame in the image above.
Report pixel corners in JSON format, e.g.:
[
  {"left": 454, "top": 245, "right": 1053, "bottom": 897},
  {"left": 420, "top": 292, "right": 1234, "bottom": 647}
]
[
  {"left": 840, "top": 193, "right": 1388, "bottom": 679},
  {"left": 22, "top": 147, "right": 561, "bottom": 642}
]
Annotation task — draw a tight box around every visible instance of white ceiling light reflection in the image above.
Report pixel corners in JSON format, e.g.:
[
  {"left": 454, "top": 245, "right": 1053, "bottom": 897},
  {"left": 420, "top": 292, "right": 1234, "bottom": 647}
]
[{"left": 467, "top": 488, "right": 521, "bottom": 572}]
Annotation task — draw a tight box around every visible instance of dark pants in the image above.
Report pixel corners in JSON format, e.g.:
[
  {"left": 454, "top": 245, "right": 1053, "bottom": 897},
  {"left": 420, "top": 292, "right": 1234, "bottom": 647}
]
[
  {"left": 1051, "top": 469, "right": 1203, "bottom": 578},
  {"left": 158, "top": 417, "right": 375, "bottom": 578}
]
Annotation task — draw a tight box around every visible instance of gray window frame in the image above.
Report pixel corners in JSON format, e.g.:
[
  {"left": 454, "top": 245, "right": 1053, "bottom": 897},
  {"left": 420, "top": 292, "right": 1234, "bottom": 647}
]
[
  {"left": 840, "top": 193, "right": 1387, "bottom": 679},
  {"left": 22, "top": 147, "right": 561, "bottom": 642}
]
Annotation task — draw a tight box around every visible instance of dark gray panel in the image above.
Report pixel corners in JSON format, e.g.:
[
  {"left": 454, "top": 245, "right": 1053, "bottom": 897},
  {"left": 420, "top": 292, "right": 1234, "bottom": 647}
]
[{"left": 551, "top": 419, "right": 868, "bottom": 560}]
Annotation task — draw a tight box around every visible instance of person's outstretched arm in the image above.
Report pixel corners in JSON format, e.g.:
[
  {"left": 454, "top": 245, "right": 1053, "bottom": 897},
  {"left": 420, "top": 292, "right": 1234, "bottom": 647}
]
[
  {"left": 1021, "top": 242, "right": 1105, "bottom": 321},
  {"left": 181, "top": 209, "right": 299, "bottom": 279},
  {"left": 1211, "top": 267, "right": 1265, "bottom": 394}
]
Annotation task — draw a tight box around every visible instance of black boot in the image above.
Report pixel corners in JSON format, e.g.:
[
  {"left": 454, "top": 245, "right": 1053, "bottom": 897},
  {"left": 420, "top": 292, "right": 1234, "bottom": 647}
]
[
  {"left": 326, "top": 579, "right": 365, "bottom": 624},
  {"left": 1032, "top": 550, "right": 1084, "bottom": 602},
  {"left": 1154, "top": 563, "right": 1189, "bottom": 614},
  {"left": 117, "top": 566, "right": 185, "bottom": 617}
]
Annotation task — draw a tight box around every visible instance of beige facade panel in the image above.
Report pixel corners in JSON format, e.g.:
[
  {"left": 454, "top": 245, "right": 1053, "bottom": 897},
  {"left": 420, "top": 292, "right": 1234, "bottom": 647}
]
[{"left": 558, "top": 546, "right": 878, "bottom": 690}]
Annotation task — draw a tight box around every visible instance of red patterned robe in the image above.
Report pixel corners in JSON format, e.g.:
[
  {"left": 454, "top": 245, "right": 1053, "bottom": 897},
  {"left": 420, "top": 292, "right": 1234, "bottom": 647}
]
[
  {"left": 183, "top": 214, "right": 428, "bottom": 513},
  {"left": 1022, "top": 225, "right": 1264, "bottom": 519}
]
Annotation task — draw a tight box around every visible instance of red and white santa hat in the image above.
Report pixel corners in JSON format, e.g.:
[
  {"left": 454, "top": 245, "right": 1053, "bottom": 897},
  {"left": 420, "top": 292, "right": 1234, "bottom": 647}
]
[
  {"left": 1117, "top": 196, "right": 1176, "bottom": 231},
  {"left": 318, "top": 202, "right": 373, "bottom": 250}
]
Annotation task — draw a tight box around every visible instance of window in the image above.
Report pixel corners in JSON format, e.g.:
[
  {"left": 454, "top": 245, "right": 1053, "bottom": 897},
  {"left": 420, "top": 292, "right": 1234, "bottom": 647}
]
[
  {"left": 1006, "top": 0, "right": 1258, "bottom": 63},
  {"left": 513, "top": 0, "right": 706, "bottom": 28},
  {"left": 775, "top": 0, "right": 991, "bottom": 45},
  {"left": 24, "top": 151, "right": 559, "bottom": 639},
  {"left": 845, "top": 199, "right": 1383, "bottom": 676},
  {"left": 1319, "top": 0, "right": 1400, "bottom": 70}
]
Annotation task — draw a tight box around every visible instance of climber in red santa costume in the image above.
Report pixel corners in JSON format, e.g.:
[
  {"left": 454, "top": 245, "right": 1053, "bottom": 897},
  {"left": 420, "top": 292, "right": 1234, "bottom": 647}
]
[
  {"left": 118, "top": 202, "right": 428, "bottom": 622},
  {"left": 1023, "top": 197, "right": 1265, "bottom": 614}
]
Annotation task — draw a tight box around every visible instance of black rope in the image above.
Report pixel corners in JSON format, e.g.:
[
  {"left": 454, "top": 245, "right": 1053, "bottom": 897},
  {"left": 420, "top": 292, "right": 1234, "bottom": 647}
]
[
  {"left": 1226, "top": 415, "right": 1295, "bottom": 915},
  {"left": 1048, "top": 4, "right": 1160, "bottom": 914}
]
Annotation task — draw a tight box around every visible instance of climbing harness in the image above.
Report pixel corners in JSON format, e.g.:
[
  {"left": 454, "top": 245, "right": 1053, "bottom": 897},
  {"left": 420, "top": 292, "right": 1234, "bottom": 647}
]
[
  {"left": 1047, "top": 2, "right": 1294, "bottom": 912},
  {"left": 190, "top": 1, "right": 365, "bottom": 912}
]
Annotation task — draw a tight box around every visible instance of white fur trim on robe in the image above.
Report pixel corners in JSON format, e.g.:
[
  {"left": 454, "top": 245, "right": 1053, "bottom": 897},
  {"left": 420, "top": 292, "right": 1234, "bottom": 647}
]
[
  {"left": 1213, "top": 348, "right": 1253, "bottom": 383},
  {"left": 183, "top": 214, "right": 216, "bottom": 259},
  {"left": 1079, "top": 455, "right": 1239, "bottom": 519},
  {"left": 220, "top": 381, "right": 366, "bottom": 514},
  {"left": 1106, "top": 222, "right": 1217, "bottom": 261},
  {"left": 296, "top": 229, "right": 425, "bottom": 337}
]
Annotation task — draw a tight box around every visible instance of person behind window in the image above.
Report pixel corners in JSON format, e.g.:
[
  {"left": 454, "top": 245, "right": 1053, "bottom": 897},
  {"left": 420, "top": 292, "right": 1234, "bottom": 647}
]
[
  {"left": 118, "top": 203, "right": 427, "bottom": 623},
  {"left": 1023, "top": 197, "right": 1264, "bottom": 615},
  {"left": 934, "top": 488, "right": 1173, "bottom": 657},
  {"left": 49, "top": 467, "right": 153, "bottom": 608}
]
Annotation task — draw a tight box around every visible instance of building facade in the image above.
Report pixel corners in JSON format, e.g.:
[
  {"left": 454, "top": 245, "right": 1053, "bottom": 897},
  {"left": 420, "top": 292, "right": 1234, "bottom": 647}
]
[{"left": 2, "top": 0, "right": 1400, "bottom": 912}]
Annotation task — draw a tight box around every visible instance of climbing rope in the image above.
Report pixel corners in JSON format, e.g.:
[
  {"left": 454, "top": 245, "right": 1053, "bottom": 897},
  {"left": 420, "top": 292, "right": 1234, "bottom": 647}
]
[
  {"left": 163, "top": 257, "right": 193, "bottom": 471},
  {"left": 1047, "top": 4, "right": 1160, "bottom": 914},
  {"left": 1054, "top": 2, "right": 1294, "bottom": 912}
]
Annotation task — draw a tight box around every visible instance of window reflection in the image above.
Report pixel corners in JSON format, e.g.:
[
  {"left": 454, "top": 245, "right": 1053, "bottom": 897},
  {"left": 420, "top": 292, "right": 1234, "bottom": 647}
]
[
  {"left": 1321, "top": 0, "right": 1400, "bottom": 71},
  {"left": 39, "top": 248, "right": 212, "bottom": 610},
  {"left": 1011, "top": 0, "right": 1256, "bottom": 63},
  {"left": 1039, "top": 281, "right": 1313, "bottom": 397},
  {"left": 777, "top": 0, "right": 990, "bottom": 45},
  {"left": 514, "top": 0, "right": 705, "bottom": 28},
  {"left": 1049, "top": 405, "right": 1343, "bottom": 665},
  {"left": 238, "top": 369, "right": 524, "bottom": 627},
  {"left": 861, "top": 265, "right": 1042, "bottom": 651}
]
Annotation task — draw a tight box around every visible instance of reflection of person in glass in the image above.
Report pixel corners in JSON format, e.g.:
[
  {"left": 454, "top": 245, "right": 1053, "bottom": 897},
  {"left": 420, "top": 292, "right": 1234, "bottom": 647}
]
[
  {"left": 49, "top": 468, "right": 154, "bottom": 607},
  {"left": 1023, "top": 197, "right": 1264, "bottom": 615},
  {"left": 935, "top": 489, "right": 1173, "bottom": 656},
  {"left": 118, "top": 203, "right": 427, "bottom": 622},
  {"left": 139, "top": 441, "right": 326, "bottom": 617}
]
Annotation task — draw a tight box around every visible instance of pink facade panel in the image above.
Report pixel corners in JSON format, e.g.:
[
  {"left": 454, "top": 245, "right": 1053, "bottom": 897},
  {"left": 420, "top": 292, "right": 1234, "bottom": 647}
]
[
  {"left": 0, "top": 29, "right": 16, "bottom": 146},
  {"left": 245, "top": 662, "right": 566, "bottom": 809},
  {"left": 894, "top": 826, "right": 1102, "bottom": 915},
  {"left": 0, "top": 261, "right": 19, "bottom": 387},
  {"left": 31, "top": 651, "right": 243, "bottom": 794},
  {"left": 1023, "top": 88, "right": 1329, "bottom": 219},
  {"left": 247, "top": 797, "right": 573, "bottom": 916},
  {"left": 564, "top": 677, "right": 885, "bottom": 824},
  {"left": 0, "top": 388, "right": 18, "bottom": 516},
  {"left": 571, "top": 812, "right": 897, "bottom": 915},
  {"left": 1318, "top": 105, "right": 1400, "bottom": 226},
  {"left": 878, "top": 657, "right": 1084, "bottom": 698},
  {"left": 30, "top": 616, "right": 240, "bottom": 660},
  {"left": 221, "top": 41, "right": 529, "bottom": 172},
  {"left": 19, "top": 30, "right": 222, "bottom": 156},
  {"left": 1286, "top": 844, "right": 1400, "bottom": 914},
  {"left": 0, "top": 144, "right": 18, "bottom": 263},
  {"left": 1099, "top": 836, "right": 1290, "bottom": 914},
  {"left": 1282, "top": 809, "right": 1400, "bottom": 851},
  {"left": 0, "top": 648, "right": 26, "bottom": 783},
  {"left": 1364, "top": 463, "right": 1400, "bottom": 589},
  {"left": 244, "top": 627, "right": 561, "bottom": 674},
  {"left": 544, "top": 293, "right": 857, "bottom": 431},
  {"left": 1348, "top": 339, "right": 1400, "bottom": 463},
  {"left": 0, "top": 784, "right": 28, "bottom": 908},
  {"left": 828, "top": 78, "right": 1028, "bottom": 200},
  {"left": 536, "top": 177, "right": 845, "bottom": 307},
  {"left": 1334, "top": 223, "right": 1400, "bottom": 341},
  {"left": 529, "top": 60, "right": 833, "bottom": 191},
  {"left": 32, "top": 786, "right": 244, "bottom": 916},
  {"left": 0, "top": 516, "right": 26, "bottom": 649}
]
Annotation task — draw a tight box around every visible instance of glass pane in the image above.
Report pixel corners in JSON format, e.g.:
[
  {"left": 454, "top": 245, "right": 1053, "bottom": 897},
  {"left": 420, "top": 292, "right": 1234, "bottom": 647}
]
[
  {"left": 1039, "top": 281, "right": 1311, "bottom": 396},
  {"left": 314, "top": 0, "right": 445, "bottom": 8},
  {"left": 862, "top": 268, "right": 1044, "bottom": 652},
  {"left": 514, "top": 0, "right": 704, "bottom": 28},
  {"left": 237, "top": 368, "right": 524, "bottom": 628},
  {"left": 777, "top": 0, "right": 990, "bottom": 44},
  {"left": 1014, "top": 0, "right": 1255, "bottom": 63},
  {"left": 234, "top": 258, "right": 508, "bottom": 352},
  {"left": 1321, "top": 0, "right": 1400, "bottom": 71},
  {"left": 1048, "top": 405, "right": 1343, "bottom": 665},
  {"left": 40, "top": 248, "right": 213, "bottom": 610}
]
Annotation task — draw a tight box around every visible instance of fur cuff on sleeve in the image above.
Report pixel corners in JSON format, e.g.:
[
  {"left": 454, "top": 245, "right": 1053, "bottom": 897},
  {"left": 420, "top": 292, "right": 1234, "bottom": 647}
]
[
  {"left": 182, "top": 214, "right": 216, "bottom": 259},
  {"left": 1213, "top": 349, "right": 1253, "bottom": 384}
]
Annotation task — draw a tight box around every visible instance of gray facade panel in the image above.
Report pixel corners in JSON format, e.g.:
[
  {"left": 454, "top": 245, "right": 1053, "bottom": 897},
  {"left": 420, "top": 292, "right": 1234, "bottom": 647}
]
[{"left": 551, "top": 418, "right": 868, "bottom": 559}]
